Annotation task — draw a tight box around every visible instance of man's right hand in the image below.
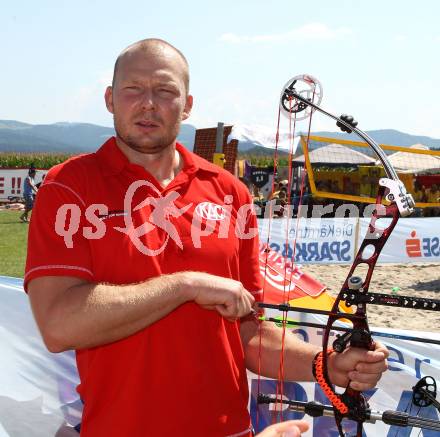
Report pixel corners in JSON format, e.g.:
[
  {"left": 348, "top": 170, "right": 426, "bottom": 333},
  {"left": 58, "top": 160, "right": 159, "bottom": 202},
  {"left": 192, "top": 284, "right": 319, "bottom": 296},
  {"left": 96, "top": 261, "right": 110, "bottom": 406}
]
[
  {"left": 183, "top": 272, "right": 256, "bottom": 321},
  {"left": 255, "top": 420, "right": 309, "bottom": 437}
]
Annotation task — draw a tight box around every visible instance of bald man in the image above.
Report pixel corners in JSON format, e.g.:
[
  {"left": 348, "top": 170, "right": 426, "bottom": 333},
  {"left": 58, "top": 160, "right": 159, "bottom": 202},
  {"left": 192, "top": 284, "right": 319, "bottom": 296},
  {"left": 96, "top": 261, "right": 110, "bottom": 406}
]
[{"left": 25, "top": 39, "right": 388, "bottom": 437}]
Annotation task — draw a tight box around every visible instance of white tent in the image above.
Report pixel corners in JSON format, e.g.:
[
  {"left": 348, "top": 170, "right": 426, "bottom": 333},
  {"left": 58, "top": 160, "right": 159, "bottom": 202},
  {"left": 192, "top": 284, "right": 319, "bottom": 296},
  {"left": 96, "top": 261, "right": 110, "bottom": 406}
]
[
  {"left": 384, "top": 144, "right": 440, "bottom": 173},
  {"left": 294, "top": 143, "right": 376, "bottom": 165}
]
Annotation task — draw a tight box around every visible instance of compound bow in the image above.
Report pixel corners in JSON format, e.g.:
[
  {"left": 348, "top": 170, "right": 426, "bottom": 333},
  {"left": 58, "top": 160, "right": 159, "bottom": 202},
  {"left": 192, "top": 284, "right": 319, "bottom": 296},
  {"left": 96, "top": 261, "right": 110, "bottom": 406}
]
[{"left": 256, "top": 75, "right": 440, "bottom": 436}]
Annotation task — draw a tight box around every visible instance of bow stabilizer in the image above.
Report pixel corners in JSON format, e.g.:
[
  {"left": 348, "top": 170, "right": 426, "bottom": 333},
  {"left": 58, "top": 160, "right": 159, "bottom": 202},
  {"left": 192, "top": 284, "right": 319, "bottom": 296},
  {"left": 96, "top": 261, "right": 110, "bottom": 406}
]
[{"left": 413, "top": 376, "right": 440, "bottom": 412}]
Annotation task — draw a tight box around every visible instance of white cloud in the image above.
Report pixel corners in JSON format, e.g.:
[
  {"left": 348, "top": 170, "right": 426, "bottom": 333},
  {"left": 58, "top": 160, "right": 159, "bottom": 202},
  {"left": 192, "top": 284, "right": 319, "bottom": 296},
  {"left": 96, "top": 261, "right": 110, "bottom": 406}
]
[
  {"left": 229, "top": 123, "right": 300, "bottom": 151},
  {"left": 188, "top": 86, "right": 277, "bottom": 129},
  {"left": 219, "top": 23, "right": 352, "bottom": 44},
  {"left": 394, "top": 34, "right": 407, "bottom": 42},
  {"left": 58, "top": 69, "right": 113, "bottom": 124},
  {"left": 72, "top": 70, "right": 113, "bottom": 107}
]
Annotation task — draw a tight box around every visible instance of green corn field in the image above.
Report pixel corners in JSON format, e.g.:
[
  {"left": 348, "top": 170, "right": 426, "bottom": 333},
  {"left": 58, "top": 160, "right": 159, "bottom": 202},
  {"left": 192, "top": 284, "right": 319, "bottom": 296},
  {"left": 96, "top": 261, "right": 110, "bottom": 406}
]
[
  {"left": 0, "top": 152, "right": 73, "bottom": 169},
  {"left": 2, "top": 151, "right": 282, "bottom": 169}
]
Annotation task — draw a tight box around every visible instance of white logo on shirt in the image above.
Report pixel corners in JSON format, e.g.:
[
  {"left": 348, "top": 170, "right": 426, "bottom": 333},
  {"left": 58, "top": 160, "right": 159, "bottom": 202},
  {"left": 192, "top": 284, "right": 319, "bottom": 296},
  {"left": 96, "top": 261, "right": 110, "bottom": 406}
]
[{"left": 195, "top": 202, "right": 227, "bottom": 221}]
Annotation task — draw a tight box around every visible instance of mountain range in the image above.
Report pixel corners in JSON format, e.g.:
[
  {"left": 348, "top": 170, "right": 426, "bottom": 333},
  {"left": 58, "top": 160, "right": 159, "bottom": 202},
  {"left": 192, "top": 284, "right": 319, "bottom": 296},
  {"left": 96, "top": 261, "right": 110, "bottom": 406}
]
[
  {"left": 0, "top": 120, "right": 439, "bottom": 154},
  {"left": 0, "top": 121, "right": 196, "bottom": 153}
]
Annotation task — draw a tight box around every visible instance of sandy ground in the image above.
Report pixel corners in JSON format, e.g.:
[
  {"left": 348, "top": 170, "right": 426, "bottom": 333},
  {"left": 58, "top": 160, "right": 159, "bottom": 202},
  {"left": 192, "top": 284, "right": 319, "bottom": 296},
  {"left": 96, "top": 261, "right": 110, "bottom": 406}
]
[{"left": 301, "top": 263, "right": 440, "bottom": 332}]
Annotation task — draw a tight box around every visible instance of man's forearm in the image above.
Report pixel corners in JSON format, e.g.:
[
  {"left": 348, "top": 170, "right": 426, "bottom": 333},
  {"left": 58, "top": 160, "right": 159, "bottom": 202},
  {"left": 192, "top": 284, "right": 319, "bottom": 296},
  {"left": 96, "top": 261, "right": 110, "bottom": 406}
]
[
  {"left": 30, "top": 271, "right": 255, "bottom": 353},
  {"left": 242, "top": 320, "right": 320, "bottom": 382},
  {"left": 34, "top": 272, "right": 192, "bottom": 352}
]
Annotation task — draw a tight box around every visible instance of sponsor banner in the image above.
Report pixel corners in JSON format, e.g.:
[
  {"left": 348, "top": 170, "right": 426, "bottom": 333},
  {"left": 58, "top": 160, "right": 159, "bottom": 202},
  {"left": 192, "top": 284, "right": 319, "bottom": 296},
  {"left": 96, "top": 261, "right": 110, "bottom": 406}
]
[
  {"left": 250, "top": 167, "right": 272, "bottom": 189},
  {"left": 0, "top": 169, "right": 45, "bottom": 201},
  {"left": 249, "top": 309, "right": 440, "bottom": 436},
  {"left": 2, "top": 278, "right": 440, "bottom": 436},
  {"left": 259, "top": 217, "right": 440, "bottom": 264},
  {"left": 258, "top": 218, "right": 357, "bottom": 264},
  {"left": 358, "top": 217, "right": 440, "bottom": 264},
  {"left": 0, "top": 276, "right": 81, "bottom": 436}
]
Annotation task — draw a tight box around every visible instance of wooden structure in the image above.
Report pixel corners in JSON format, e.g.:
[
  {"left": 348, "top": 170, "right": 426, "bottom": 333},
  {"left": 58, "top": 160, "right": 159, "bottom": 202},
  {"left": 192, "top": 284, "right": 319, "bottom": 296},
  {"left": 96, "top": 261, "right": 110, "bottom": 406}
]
[{"left": 193, "top": 125, "right": 238, "bottom": 174}]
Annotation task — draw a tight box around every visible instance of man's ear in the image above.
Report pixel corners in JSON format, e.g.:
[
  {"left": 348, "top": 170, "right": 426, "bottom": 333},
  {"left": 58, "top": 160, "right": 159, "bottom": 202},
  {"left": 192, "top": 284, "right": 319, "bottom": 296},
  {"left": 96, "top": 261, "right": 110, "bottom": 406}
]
[
  {"left": 104, "top": 86, "right": 114, "bottom": 114},
  {"left": 182, "top": 94, "right": 193, "bottom": 121}
]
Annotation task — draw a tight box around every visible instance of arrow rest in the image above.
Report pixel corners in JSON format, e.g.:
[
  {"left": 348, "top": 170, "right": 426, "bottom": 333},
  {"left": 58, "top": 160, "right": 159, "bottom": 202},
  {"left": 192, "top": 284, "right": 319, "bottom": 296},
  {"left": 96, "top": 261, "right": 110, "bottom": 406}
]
[{"left": 333, "top": 328, "right": 373, "bottom": 353}]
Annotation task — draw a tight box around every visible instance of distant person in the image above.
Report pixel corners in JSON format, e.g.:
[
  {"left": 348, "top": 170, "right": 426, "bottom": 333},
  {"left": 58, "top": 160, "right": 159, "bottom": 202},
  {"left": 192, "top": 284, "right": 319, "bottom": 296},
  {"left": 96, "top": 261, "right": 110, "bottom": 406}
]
[
  {"left": 426, "top": 184, "right": 440, "bottom": 216},
  {"left": 274, "top": 187, "right": 288, "bottom": 217},
  {"left": 19, "top": 168, "right": 38, "bottom": 223},
  {"left": 269, "top": 180, "right": 287, "bottom": 200},
  {"left": 344, "top": 179, "right": 356, "bottom": 195},
  {"left": 331, "top": 180, "right": 341, "bottom": 193},
  {"left": 252, "top": 184, "right": 265, "bottom": 202},
  {"left": 412, "top": 180, "right": 426, "bottom": 203},
  {"left": 313, "top": 180, "right": 328, "bottom": 206},
  {"left": 427, "top": 184, "right": 439, "bottom": 203},
  {"left": 412, "top": 180, "right": 426, "bottom": 217}
]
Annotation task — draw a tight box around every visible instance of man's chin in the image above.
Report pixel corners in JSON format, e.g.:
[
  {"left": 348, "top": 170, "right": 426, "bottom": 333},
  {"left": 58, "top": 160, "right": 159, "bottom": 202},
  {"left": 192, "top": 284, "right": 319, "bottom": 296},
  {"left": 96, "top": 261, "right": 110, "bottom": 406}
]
[{"left": 119, "top": 135, "right": 174, "bottom": 155}]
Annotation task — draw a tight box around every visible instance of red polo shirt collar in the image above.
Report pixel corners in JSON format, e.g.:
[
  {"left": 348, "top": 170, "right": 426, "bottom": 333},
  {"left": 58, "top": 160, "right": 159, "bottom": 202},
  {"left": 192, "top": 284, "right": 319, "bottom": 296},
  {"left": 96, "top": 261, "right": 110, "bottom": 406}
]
[{"left": 96, "top": 136, "right": 220, "bottom": 178}]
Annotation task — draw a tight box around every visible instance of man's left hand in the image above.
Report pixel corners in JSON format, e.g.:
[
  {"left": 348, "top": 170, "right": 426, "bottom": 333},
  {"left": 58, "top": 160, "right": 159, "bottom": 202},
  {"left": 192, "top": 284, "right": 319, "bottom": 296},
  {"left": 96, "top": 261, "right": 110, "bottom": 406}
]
[{"left": 327, "top": 341, "right": 389, "bottom": 391}]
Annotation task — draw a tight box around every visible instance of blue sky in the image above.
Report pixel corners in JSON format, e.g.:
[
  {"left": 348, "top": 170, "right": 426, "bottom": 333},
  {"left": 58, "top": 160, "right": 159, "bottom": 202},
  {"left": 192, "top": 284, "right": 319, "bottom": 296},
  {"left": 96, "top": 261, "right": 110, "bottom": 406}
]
[{"left": 2, "top": 0, "right": 440, "bottom": 137}]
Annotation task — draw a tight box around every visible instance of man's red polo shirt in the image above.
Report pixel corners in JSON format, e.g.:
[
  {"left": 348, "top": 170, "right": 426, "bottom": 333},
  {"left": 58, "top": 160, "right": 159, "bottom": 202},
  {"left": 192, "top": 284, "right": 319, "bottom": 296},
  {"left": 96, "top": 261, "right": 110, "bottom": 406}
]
[{"left": 25, "top": 137, "right": 262, "bottom": 437}]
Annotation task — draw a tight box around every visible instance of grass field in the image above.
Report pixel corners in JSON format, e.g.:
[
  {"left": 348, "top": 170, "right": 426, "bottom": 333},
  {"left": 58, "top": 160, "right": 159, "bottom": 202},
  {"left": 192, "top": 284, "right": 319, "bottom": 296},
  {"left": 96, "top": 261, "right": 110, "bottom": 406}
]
[{"left": 0, "top": 210, "right": 28, "bottom": 278}]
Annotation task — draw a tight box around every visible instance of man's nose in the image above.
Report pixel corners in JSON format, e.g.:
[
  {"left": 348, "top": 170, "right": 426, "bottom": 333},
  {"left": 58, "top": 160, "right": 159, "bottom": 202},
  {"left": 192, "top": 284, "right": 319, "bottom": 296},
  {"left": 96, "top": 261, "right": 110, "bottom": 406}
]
[{"left": 140, "top": 90, "right": 155, "bottom": 110}]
